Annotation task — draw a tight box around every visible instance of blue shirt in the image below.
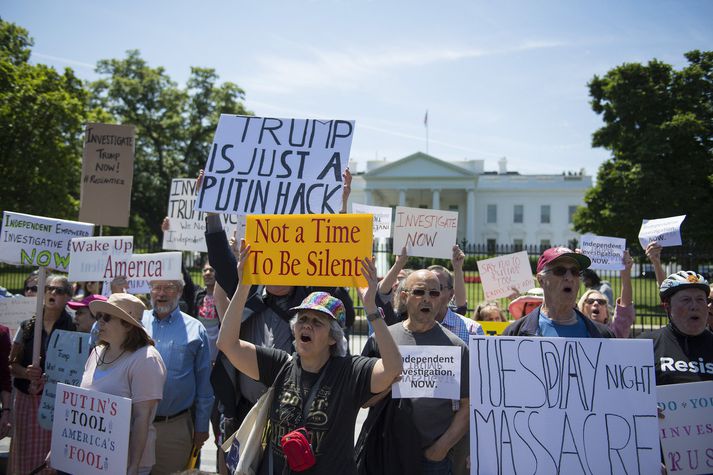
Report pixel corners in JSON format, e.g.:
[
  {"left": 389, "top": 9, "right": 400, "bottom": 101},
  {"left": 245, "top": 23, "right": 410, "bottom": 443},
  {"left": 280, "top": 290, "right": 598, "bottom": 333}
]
[
  {"left": 142, "top": 307, "right": 214, "bottom": 432},
  {"left": 537, "top": 310, "right": 590, "bottom": 338},
  {"left": 441, "top": 308, "right": 484, "bottom": 343}
]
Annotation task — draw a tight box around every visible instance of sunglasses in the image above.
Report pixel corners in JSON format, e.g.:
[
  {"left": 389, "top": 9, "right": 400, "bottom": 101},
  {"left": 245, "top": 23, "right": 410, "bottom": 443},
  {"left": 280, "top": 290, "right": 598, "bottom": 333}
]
[
  {"left": 405, "top": 288, "right": 441, "bottom": 298},
  {"left": 45, "top": 286, "right": 69, "bottom": 295},
  {"left": 25, "top": 285, "right": 38, "bottom": 293},
  {"left": 585, "top": 298, "right": 608, "bottom": 305},
  {"left": 543, "top": 266, "right": 582, "bottom": 277},
  {"left": 96, "top": 312, "right": 114, "bottom": 323}
]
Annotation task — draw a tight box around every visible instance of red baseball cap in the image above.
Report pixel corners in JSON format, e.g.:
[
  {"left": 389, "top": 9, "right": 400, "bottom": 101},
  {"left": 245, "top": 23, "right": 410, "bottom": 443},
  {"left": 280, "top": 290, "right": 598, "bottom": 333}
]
[
  {"left": 67, "top": 294, "right": 107, "bottom": 310},
  {"left": 536, "top": 247, "right": 591, "bottom": 274}
]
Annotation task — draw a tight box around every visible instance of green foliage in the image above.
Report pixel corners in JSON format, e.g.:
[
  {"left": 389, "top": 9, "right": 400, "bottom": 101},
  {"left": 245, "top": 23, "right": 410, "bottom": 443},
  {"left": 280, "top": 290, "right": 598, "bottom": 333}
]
[{"left": 575, "top": 51, "right": 713, "bottom": 249}]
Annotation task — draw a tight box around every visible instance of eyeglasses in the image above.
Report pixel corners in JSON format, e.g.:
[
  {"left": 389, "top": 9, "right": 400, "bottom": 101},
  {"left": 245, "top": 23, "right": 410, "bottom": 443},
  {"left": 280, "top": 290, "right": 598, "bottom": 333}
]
[
  {"left": 25, "top": 285, "right": 38, "bottom": 293},
  {"left": 542, "top": 266, "right": 582, "bottom": 277},
  {"left": 96, "top": 312, "right": 114, "bottom": 323},
  {"left": 585, "top": 298, "right": 608, "bottom": 305},
  {"left": 151, "top": 284, "right": 178, "bottom": 293},
  {"left": 404, "top": 289, "right": 441, "bottom": 298},
  {"left": 45, "top": 286, "right": 69, "bottom": 295}
]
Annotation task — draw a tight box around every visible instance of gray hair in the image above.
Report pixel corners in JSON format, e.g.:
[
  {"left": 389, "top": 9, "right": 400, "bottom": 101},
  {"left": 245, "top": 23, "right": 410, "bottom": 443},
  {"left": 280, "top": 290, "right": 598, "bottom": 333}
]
[
  {"left": 290, "top": 315, "right": 348, "bottom": 357},
  {"left": 47, "top": 274, "right": 72, "bottom": 295}
]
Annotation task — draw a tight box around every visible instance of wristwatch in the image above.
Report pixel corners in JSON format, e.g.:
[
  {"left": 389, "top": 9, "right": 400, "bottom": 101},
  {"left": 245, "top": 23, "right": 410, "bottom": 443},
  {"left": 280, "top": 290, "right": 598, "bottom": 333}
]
[{"left": 366, "top": 308, "right": 384, "bottom": 322}]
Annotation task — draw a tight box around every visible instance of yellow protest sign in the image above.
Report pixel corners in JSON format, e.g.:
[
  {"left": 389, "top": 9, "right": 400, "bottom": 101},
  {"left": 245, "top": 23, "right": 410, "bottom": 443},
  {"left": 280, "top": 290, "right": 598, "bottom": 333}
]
[
  {"left": 242, "top": 214, "right": 372, "bottom": 287},
  {"left": 477, "top": 321, "right": 510, "bottom": 336}
]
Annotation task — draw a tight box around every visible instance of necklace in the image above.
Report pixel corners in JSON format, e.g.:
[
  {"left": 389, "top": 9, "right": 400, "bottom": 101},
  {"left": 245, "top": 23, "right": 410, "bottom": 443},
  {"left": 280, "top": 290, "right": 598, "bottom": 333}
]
[{"left": 98, "top": 347, "right": 126, "bottom": 367}]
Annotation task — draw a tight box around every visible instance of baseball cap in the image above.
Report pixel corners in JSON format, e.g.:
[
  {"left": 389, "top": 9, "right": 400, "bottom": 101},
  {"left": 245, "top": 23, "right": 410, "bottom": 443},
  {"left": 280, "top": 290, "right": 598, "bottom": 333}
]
[
  {"left": 67, "top": 294, "right": 107, "bottom": 310},
  {"left": 536, "top": 247, "right": 591, "bottom": 274}
]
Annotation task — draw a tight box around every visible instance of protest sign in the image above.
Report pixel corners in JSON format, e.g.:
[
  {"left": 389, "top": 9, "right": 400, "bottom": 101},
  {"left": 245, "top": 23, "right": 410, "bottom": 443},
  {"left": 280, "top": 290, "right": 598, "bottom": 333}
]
[
  {"left": 39, "top": 330, "right": 91, "bottom": 430},
  {"left": 196, "top": 115, "right": 354, "bottom": 215},
  {"left": 79, "top": 123, "right": 135, "bottom": 227},
  {"left": 68, "top": 236, "right": 133, "bottom": 282},
  {"left": 163, "top": 178, "right": 245, "bottom": 252},
  {"left": 0, "top": 211, "right": 93, "bottom": 271},
  {"left": 580, "top": 234, "right": 626, "bottom": 271},
  {"left": 477, "top": 321, "right": 509, "bottom": 336},
  {"left": 477, "top": 251, "right": 533, "bottom": 300},
  {"left": 351, "top": 203, "right": 393, "bottom": 239},
  {"left": 392, "top": 345, "right": 461, "bottom": 399},
  {"left": 101, "top": 277, "right": 150, "bottom": 296},
  {"left": 242, "top": 213, "right": 372, "bottom": 287},
  {"left": 51, "top": 383, "right": 131, "bottom": 474},
  {"left": 638, "top": 215, "right": 686, "bottom": 248},
  {"left": 100, "top": 251, "right": 182, "bottom": 282},
  {"left": 0, "top": 296, "right": 36, "bottom": 336},
  {"left": 657, "top": 381, "right": 713, "bottom": 475},
  {"left": 392, "top": 206, "right": 458, "bottom": 259},
  {"left": 469, "top": 336, "right": 660, "bottom": 474}
]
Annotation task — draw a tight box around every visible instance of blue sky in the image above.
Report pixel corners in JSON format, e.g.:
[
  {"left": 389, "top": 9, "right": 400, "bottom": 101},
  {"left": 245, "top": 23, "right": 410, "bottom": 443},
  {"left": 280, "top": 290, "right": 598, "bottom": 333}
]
[{"left": 3, "top": 0, "right": 712, "bottom": 176}]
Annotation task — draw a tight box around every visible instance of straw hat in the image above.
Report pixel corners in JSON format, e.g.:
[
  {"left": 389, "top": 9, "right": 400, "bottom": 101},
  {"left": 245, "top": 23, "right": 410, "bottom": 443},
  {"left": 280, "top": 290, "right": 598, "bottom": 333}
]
[{"left": 89, "top": 293, "right": 149, "bottom": 338}]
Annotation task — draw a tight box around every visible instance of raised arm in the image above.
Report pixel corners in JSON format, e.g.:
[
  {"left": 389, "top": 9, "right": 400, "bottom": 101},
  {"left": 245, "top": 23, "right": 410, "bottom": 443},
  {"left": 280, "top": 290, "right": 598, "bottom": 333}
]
[
  {"left": 213, "top": 282, "right": 230, "bottom": 322},
  {"left": 451, "top": 244, "right": 467, "bottom": 309},
  {"left": 340, "top": 167, "right": 352, "bottom": 214},
  {"left": 215, "top": 241, "right": 259, "bottom": 380},
  {"left": 645, "top": 242, "right": 666, "bottom": 287},
  {"left": 362, "top": 257, "right": 403, "bottom": 393},
  {"left": 378, "top": 246, "right": 408, "bottom": 296},
  {"left": 620, "top": 250, "right": 634, "bottom": 306}
]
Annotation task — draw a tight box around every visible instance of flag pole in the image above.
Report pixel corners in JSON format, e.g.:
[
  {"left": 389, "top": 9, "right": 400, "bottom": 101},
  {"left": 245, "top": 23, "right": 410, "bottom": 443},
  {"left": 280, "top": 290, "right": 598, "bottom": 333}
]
[{"left": 424, "top": 110, "right": 429, "bottom": 154}]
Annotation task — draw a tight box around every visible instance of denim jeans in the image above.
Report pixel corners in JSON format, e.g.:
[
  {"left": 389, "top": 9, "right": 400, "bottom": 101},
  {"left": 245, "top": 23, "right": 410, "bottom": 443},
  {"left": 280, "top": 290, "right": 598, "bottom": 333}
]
[{"left": 422, "top": 457, "right": 453, "bottom": 475}]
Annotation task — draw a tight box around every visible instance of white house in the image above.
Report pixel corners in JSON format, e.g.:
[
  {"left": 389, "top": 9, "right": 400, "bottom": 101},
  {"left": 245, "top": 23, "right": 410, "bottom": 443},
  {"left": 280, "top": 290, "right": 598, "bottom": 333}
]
[{"left": 348, "top": 152, "right": 590, "bottom": 247}]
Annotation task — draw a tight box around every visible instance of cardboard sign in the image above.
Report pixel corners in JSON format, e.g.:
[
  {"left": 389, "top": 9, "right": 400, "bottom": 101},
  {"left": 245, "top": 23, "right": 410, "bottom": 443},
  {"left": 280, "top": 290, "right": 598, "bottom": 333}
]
[
  {"left": 392, "top": 206, "right": 458, "bottom": 259},
  {"left": 39, "top": 330, "right": 91, "bottom": 430},
  {"left": 79, "top": 123, "right": 135, "bottom": 227},
  {"left": 196, "top": 115, "right": 354, "bottom": 215},
  {"left": 469, "top": 336, "right": 660, "bottom": 475},
  {"left": 0, "top": 296, "right": 36, "bottom": 336},
  {"left": 0, "top": 211, "right": 93, "bottom": 271},
  {"left": 477, "top": 251, "right": 533, "bottom": 300},
  {"left": 242, "top": 213, "right": 372, "bottom": 287},
  {"left": 580, "top": 234, "right": 626, "bottom": 271},
  {"left": 68, "top": 236, "right": 133, "bottom": 282},
  {"left": 657, "top": 381, "right": 713, "bottom": 475},
  {"left": 51, "top": 383, "right": 131, "bottom": 474},
  {"left": 477, "top": 321, "right": 510, "bottom": 336},
  {"left": 101, "top": 252, "right": 182, "bottom": 282},
  {"left": 101, "top": 278, "right": 151, "bottom": 296},
  {"left": 392, "top": 345, "right": 461, "bottom": 399},
  {"left": 351, "top": 203, "right": 393, "bottom": 239},
  {"left": 638, "top": 215, "right": 686, "bottom": 248},
  {"left": 163, "top": 178, "right": 245, "bottom": 252}
]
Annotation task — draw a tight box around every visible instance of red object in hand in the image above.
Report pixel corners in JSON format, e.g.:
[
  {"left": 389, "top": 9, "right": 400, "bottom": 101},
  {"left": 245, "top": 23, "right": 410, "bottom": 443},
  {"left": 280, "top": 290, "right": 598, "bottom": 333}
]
[{"left": 280, "top": 427, "right": 316, "bottom": 472}]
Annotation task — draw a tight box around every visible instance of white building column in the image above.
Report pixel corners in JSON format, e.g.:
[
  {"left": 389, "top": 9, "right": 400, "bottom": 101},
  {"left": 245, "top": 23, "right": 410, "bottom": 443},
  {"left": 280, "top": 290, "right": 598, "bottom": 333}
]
[
  {"left": 398, "top": 190, "right": 406, "bottom": 206},
  {"left": 365, "top": 189, "right": 372, "bottom": 205},
  {"left": 466, "top": 189, "right": 476, "bottom": 244},
  {"left": 431, "top": 189, "right": 440, "bottom": 210}
]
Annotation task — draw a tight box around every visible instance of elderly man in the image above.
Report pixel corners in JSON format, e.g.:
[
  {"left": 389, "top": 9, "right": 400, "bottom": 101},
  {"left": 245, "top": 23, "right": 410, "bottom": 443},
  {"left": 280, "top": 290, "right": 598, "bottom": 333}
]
[
  {"left": 638, "top": 271, "right": 713, "bottom": 385},
  {"left": 142, "top": 279, "right": 213, "bottom": 475},
  {"left": 357, "top": 269, "right": 469, "bottom": 475},
  {"left": 503, "top": 247, "right": 614, "bottom": 338}
]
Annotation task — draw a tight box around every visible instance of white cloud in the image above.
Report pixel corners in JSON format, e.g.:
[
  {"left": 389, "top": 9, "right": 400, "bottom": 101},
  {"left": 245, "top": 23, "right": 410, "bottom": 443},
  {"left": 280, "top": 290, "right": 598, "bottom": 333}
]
[{"left": 31, "top": 52, "right": 96, "bottom": 71}]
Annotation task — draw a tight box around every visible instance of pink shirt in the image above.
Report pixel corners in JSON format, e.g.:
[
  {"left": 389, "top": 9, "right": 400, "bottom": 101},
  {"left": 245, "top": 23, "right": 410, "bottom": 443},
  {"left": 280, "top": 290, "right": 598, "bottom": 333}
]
[{"left": 81, "top": 345, "right": 166, "bottom": 470}]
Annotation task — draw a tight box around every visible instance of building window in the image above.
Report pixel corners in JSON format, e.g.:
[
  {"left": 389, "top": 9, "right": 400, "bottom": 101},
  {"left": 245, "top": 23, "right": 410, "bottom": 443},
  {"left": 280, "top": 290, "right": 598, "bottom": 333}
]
[
  {"left": 487, "top": 204, "right": 497, "bottom": 223},
  {"left": 513, "top": 239, "right": 524, "bottom": 251},
  {"left": 540, "top": 205, "right": 550, "bottom": 224},
  {"left": 513, "top": 205, "right": 523, "bottom": 223},
  {"left": 487, "top": 239, "right": 496, "bottom": 253},
  {"left": 568, "top": 205, "right": 577, "bottom": 224}
]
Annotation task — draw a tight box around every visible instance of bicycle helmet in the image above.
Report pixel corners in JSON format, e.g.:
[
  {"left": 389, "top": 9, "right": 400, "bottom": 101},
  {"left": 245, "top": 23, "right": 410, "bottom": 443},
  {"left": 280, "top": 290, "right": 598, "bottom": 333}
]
[{"left": 659, "top": 271, "right": 710, "bottom": 301}]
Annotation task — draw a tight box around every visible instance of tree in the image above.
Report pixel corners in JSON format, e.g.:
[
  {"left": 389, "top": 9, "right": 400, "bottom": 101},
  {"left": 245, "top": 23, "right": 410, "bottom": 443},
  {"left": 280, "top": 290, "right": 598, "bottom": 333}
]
[
  {"left": 574, "top": 51, "right": 713, "bottom": 250},
  {"left": 90, "top": 51, "right": 250, "bottom": 243},
  {"left": 0, "top": 18, "right": 96, "bottom": 220}
]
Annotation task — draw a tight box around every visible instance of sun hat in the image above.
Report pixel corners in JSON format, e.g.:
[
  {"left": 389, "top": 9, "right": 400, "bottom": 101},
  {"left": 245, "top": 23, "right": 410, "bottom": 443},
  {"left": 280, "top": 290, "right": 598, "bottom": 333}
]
[
  {"left": 536, "top": 247, "right": 591, "bottom": 274},
  {"left": 508, "top": 288, "right": 544, "bottom": 319},
  {"left": 289, "top": 292, "right": 346, "bottom": 328},
  {"left": 67, "top": 294, "right": 107, "bottom": 310},
  {"left": 89, "top": 293, "right": 149, "bottom": 337}
]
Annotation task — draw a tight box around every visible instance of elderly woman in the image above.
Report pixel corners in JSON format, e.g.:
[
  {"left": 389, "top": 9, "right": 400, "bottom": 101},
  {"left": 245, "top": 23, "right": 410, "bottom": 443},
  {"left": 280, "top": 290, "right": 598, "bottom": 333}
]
[
  {"left": 578, "top": 250, "right": 635, "bottom": 338},
  {"left": 81, "top": 293, "right": 166, "bottom": 475},
  {"left": 474, "top": 301, "right": 507, "bottom": 322},
  {"left": 217, "top": 243, "right": 402, "bottom": 474}
]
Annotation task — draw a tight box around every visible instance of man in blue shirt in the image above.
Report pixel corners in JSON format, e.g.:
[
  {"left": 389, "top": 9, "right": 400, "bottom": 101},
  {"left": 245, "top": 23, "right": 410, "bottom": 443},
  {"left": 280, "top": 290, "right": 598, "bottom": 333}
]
[
  {"left": 503, "top": 247, "right": 614, "bottom": 338},
  {"left": 142, "top": 278, "right": 213, "bottom": 475}
]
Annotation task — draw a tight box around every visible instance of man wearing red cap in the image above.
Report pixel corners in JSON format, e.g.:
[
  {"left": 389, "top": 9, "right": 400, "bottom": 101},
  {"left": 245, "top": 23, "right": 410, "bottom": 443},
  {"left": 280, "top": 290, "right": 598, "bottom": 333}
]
[{"left": 503, "top": 247, "right": 614, "bottom": 338}]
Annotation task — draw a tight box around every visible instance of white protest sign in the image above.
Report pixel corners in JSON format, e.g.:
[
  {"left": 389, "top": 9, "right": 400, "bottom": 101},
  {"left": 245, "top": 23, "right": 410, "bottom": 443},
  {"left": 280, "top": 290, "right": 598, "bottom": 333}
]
[
  {"left": 469, "top": 336, "right": 660, "bottom": 475},
  {"left": 163, "top": 178, "right": 244, "bottom": 252},
  {"left": 351, "top": 203, "right": 393, "bottom": 239},
  {"left": 0, "top": 296, "right": 36, "bottom": 336},
  {"left": 196, "top": 115, "right": 354, "bottom": 215},
  {"left": 392, "top": 206, "right": 458, "bottom": 259},
  {"left": 0, "top": 211, "right": 93, "bottom": 271},
  {"left": 392, "top": 346, "right": 461, "bottom": 399},
  {"left": 657, "top": 381, "right": 713, "bottom": 475},
  {"left": 101, "top": 278, "right": 151, "bottom": 296},
  {"left": 51, "top": 383, "right": 131, "bottom": 474},
  {"left": 638, "top": 215, "right": 686, "bottom": 248},
  {"left": 101, "top": 251, "right": 182, "bottom": 282},
  {"left": 68, "top": 236, "right": 133, "bottom": 282},
  {"left": 477, "top": 251, "right": 533, "bottom": 300},
  {"left": 39, "top": 330, "right": 91, "bottom": 430},
  {"left": 579, "top": 234, "right": 626, "bottom": 271}
]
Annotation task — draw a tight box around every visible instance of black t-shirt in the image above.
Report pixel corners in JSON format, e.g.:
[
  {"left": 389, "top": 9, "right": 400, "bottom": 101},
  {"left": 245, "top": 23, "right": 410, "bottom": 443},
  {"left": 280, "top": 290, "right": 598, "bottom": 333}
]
[
  {"left": 637, "top": 324, "right": 713, "bottom": 386},
  {"left": 255, "top": 346, "right": 376, "bottom": 475}
]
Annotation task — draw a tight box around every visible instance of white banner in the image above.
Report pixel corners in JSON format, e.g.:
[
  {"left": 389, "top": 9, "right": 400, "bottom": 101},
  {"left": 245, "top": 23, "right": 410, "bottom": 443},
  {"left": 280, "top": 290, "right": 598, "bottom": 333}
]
[
  {"left": 101, "top": 252, "right": 182, "bottom": 282},
  {"left": 51, "top": 383, "right": 131, "bottom": 474},
  {"left": 638, "top": 215, "right": 686, "bottom": 248},
  {"left": 469, "top": 336, "right": 660, "bottom": 475},
  {"left": 580, "top": 234, "right": 626, "bottom": 271},
  {"left": 392, "top": 206, "right": 458, "bottom": 259},
  {"left": 0, "top": 211, "right": 93, "bottom": 271},
  {"left": 0, "top": 296, "right": 36, "bottom": 336},
  {"left": 101, "top": 277, "right": 151, "bottom": 296},
  {"left": 477, "top": 251, "right": 533, "bottom": 300},
  {"left": 657, "top": 381, "right": 713, "bottom": 475},
  {"left": 68, "top": 236, "right": 133, "bottom": 282},
  {"left": 392, "top": 346, "right": 461, "bottom": 399},
  {"left": 195, "top": 115, "right": 354, "bottom": 215},
  {"left": 351, "top": 203, "right": 393, "bottom": 239}
]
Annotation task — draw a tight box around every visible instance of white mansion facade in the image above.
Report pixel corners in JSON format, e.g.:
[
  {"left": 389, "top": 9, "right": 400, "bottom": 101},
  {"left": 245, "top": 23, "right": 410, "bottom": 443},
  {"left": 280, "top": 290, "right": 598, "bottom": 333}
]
[{"left": 348, "top": 152, "right": 591, "bottom": 247}]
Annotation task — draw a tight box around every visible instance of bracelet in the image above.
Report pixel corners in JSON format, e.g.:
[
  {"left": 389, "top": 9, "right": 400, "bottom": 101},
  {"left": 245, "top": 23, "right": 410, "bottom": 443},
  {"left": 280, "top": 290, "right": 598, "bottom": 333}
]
[{"left": 366, "top": 308, "right": 384, "bottom": 322}]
